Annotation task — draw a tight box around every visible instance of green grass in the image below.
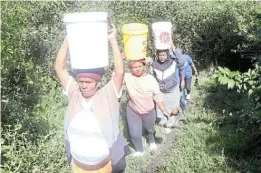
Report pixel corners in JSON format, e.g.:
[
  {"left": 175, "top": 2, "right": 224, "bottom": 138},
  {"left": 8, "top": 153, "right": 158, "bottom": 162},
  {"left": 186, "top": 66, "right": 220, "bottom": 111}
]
[{"left": 154, "top": 71, "right": 261, "bottom": 173}]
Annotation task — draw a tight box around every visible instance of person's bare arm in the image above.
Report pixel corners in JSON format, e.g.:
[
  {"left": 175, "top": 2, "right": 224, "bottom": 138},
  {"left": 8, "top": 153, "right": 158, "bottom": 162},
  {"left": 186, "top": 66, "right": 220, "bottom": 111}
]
[
  {"left": 54, "top": 37, "right": 70, "bottom": 89},
  {"left": 171, "top": 42, "right": 176, "bottom": 51},
  {"left": 191, "top": 62, "right": 198, "bottom": 76},
  {"left": 153, "top": 88, "right": 170, "bottom": 119},
  {"left": 156, "top": 102, "right": 170, "bottom": 119},
  {"left": 109, "top": 25, "right": 124, "bottom": 93},
  {"left": 180, "top": 68, "right": 185, "bottom": 89},
  {"left": 121, "top": 52, "right": 126, "bottom": 60}
]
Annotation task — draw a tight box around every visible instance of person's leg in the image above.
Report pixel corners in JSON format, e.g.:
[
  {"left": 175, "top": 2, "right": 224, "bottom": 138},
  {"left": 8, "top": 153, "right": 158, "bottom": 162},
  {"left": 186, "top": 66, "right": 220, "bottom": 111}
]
[
  {"left": 141, "top": 109, "right": 157, "bottom": 150},
  {"left": 141, "top": 109, "right": 156, "bottom": 143},
  {"left": 171, "top": 104, "right": 179, "bottom": 115},
  {"left": 166, "top": 86, "right": 180, "bottom": 128},
  {"left": 172, "top": 86, "right": 181, "bottom": 115},
  {"left": 112, "top": 156, "right": 126, "bottom": 173},
  {"left": 179, "top": 88, "right": 186, "bottom": 111},
  {"left": 185, "top": 77, "right": 192, "bottom": 99},
  {"left": 126, "top": 104, "right": 143, "bottom": 152}
]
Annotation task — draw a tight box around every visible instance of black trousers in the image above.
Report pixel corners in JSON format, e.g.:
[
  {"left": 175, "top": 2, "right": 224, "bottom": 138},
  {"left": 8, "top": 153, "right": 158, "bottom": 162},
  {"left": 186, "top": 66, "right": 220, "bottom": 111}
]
[
  {"left": 185, "top": 77, "right": 192, "bottom": 94},
  {"left": 112, "top": 156, "right": 126, "bottom": 173},
  {"left": 126, "top": 104, "right": 156, "bottom": 152}
]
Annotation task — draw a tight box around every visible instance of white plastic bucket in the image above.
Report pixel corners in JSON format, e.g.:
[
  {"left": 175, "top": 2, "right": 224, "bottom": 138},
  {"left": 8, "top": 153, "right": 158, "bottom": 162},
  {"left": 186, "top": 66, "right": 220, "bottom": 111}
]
[
  {"left": 152, "top": 22, "right": 172, "bottom": 50},
  {"left": 63, "top": 12, "right": 109, "bottom": 69}
]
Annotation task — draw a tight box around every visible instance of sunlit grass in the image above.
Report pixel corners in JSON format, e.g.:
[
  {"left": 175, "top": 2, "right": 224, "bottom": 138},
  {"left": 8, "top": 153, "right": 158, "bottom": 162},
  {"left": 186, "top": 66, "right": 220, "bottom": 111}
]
[
  {"left": 3, "top": 71, "right": 259, "bottom": 173},
  {"left": 154, "top": 72, "right": 260, "bottom": 173}
]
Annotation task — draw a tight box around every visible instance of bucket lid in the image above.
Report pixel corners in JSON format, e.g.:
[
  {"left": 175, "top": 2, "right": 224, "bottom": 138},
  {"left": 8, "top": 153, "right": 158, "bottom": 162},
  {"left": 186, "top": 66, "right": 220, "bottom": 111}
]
[
  {"left": 152, "top": 21, "right": 172, "bottom": 28},
  {"left": 63, "top": 12, "right": 108, "bottom": 23},
  {"left": 122, "top": 23, "right": 148, "bottom": 34}
]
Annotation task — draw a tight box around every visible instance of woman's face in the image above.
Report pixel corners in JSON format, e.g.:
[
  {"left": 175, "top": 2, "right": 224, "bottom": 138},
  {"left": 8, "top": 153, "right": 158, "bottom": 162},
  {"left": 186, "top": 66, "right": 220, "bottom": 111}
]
[
  {"left": 78, "top": 77, "right": 98, "bottom": 98},
  {"left": 130, "top": 61, "right": 145, "bottom": 77}
]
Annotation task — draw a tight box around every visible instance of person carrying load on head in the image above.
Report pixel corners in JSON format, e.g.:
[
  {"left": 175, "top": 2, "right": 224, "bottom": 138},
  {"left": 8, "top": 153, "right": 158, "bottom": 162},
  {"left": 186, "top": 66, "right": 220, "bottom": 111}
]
[
  {"left": 151, "top": 42, "right": 186, "bottom": 128},
  {"left": 54, "top": 24, "right": 130, "bottom": 173},
  {"left": 123, "top": 57, "right": 170, "bottom": 157}
]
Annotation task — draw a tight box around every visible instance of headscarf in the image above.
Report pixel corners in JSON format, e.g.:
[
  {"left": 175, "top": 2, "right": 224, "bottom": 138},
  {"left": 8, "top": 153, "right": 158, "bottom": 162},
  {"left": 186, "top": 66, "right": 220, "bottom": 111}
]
[
  {"left": 75, "top": 68, "right": 105, "bottom": 81},
  {"left": 77, "top": 73, "right": 102, "bottom": 81}
]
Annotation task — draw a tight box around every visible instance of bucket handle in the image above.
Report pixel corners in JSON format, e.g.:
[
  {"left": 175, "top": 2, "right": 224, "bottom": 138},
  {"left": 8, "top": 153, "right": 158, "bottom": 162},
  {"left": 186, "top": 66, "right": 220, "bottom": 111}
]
[
  {"left": 122, "top": 33, "right": 147, "bottom": 44},
  {"left": 122, "top": 35, "right": 132, "bottom": 44}
]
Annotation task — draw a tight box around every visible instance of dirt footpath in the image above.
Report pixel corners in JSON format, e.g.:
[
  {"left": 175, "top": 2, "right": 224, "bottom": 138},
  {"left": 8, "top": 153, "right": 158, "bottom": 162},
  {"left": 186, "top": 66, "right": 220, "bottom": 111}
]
[{"left": 124, "top": 113, "right": 185, "bottom": 173}]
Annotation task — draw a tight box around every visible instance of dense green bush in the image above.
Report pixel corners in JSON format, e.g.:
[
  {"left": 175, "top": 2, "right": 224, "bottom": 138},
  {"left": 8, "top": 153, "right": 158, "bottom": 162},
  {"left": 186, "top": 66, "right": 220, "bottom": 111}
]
[
  {"left": 215, "top": 62, "right": 261, "bottom": 130},
  {"left": 1, "top": 1, "right": 260, "bottom": 172}
]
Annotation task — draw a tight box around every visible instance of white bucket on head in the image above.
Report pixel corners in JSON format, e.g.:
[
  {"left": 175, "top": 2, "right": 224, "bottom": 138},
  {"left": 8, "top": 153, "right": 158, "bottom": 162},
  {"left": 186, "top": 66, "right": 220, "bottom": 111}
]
[
  {"left": 63, "top": 12, "right": 109, "bottom": 69},
  {"left": 152, "top": 22, "right": 172, "bottom": 50}
]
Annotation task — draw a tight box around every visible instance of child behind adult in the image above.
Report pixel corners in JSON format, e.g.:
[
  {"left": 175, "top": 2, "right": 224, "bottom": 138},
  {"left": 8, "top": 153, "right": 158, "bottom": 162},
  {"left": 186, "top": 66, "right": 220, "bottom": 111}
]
[
  {"left": 124, "top": 58, "right": 170, "bottom": 156},
  {"left": 151, "top": 45, "right": 186, "bottom": 128}
]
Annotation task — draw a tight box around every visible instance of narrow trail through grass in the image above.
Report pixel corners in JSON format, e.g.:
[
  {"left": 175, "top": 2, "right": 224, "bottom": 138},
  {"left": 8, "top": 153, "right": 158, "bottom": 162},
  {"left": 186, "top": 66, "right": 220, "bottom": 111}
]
[
  {"left": 20, "top": 70, "right": 259, "bottom": 173},
  {"left": 4, "top": 70, "right": 259, "bottom": 173}
]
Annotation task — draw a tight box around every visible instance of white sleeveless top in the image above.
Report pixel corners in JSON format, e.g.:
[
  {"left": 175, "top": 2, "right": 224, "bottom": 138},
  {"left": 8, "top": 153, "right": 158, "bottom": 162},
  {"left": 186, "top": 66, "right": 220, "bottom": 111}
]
[{"left": 67, "top": 99, "right": 109, "bottom": 165}]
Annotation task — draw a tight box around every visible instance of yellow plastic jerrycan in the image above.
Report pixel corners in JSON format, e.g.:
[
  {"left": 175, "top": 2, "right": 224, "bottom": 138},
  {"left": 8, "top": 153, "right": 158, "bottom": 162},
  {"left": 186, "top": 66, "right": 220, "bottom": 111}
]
[{"left": 122, "top": 23, "right": 148, "bottom": 61}]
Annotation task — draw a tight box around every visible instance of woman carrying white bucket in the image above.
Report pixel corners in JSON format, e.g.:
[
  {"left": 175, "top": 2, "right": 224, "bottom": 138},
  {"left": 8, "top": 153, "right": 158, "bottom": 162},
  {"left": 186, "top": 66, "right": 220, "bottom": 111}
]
[
  {"left": 55, "top": 19, "right": 130, "bottom": 173},
  {"left": 151, "top": 22, "right": 186, "bottom": 128}
]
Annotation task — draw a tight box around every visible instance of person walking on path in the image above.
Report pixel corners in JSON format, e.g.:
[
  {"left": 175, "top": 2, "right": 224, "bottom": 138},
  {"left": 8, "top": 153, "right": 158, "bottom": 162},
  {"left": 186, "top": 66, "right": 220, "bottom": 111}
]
[
  {"left": 150, "top": 43, "right": 186, "bottom": 128},
  {"left": 124, "top": 58, "right": 170, "bottom": 157},
  {"left": 176, "top": 48, "right": 198, "bottom": 101},
  {"left": 55, "top": 24, "right": 130, "bottom": 173}
]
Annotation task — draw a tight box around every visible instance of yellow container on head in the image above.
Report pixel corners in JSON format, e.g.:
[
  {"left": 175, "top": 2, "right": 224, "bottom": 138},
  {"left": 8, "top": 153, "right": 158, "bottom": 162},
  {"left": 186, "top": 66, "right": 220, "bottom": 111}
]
[{"left": 122, "top": 23, "right": 148, "bottom": 61}]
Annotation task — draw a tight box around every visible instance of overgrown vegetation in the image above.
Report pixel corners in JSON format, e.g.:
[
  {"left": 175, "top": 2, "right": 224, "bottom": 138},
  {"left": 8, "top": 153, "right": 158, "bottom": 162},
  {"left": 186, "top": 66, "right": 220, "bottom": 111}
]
[
  {"left": 1, "top": 1, "right": 261, "bottom": 172},
  {"left": 158, "top": 73, "right": 261, "bottom": 173}
]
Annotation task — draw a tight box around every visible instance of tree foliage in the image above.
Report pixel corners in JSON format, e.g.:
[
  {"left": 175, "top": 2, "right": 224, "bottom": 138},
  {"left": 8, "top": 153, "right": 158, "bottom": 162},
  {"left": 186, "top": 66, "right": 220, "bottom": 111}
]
[{"left": 216, "top": 65, "right": 261, "bottom": 95}]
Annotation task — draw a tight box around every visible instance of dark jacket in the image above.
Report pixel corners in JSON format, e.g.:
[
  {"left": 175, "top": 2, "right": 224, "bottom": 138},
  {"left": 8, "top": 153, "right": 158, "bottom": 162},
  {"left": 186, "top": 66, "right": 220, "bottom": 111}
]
[{"left": 151, "top": 50, "right": 185, "bottom": 92}]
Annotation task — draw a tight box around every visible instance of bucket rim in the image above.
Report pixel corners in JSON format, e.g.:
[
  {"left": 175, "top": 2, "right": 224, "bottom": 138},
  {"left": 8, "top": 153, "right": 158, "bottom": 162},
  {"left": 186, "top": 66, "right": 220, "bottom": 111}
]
[
  {"left": 152, "top": 21, "right": 172, "bottom": 27},
  {"left": 63, "top": 12, "right": 108, "bottom": 23},
  {"left": 122, "top": 23, "right": 148, "bottom": 34}
]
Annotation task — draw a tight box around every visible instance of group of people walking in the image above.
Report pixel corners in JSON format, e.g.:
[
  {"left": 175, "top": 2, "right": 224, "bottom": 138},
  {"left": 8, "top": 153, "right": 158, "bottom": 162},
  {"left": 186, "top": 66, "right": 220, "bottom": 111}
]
[{"left": 55, "top": 23, "right": 198, "bottom": 173}]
